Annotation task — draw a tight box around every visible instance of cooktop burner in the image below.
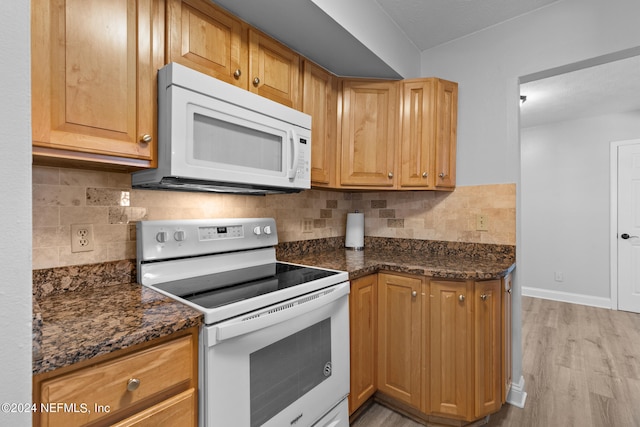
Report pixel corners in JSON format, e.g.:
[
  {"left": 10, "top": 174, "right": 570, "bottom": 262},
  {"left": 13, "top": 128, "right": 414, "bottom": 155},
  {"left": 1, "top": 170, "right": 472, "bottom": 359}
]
[{"left": 155, "top": 262, "right": 340, "bottom": 310}]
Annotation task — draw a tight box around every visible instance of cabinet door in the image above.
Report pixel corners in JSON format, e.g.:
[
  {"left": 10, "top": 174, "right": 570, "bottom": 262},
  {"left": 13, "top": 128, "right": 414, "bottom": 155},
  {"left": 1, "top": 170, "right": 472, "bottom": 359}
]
[
  {"left": 377, "top": 273, "right": 421, "bottom": 408},
  {"left": 429, "top": 280, "right": 471, "bottom": 419},
  {"left": 303, "top": 61, "right": 337, "bottom": 187},
  {"left": 112, "top": 389, "right": 196, "bottom": 427},
  {"left": 167, "top": 0, "right": 247, "bottom": 87},
  {"left": 340, "top": 80, "right": 398, "bottom": 188},
  {"left": 349, "top": 275, "right": 378, "bottom": 415},
  {"left": 502, "top": 273, "right": 513, "bottom": 403},
  {"left": 434, "top": 79, "right": 458, "bottom": 189},
  {"left": 248, "top": 29, "right": 301, "bottom": 108},
  {"left": 474, "top": 280, "right": 502, "bottom": 418},
  {"left": 32, "top": 0, "right": 163, "bottom": 168},
  {"left": 399, "top": 79, "right": 435, "bottom": 188}
]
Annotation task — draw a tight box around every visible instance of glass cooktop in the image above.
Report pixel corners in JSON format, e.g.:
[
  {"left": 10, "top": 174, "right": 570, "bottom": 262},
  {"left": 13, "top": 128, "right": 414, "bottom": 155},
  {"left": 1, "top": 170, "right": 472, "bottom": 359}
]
[{"left": 155, "top": 262, "right": 339, "bottom": 309}]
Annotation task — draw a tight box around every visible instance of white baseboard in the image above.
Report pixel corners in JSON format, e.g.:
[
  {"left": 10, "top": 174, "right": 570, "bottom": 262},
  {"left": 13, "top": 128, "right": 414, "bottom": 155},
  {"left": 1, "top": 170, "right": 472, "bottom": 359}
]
[
  {"left": 521, "top": 286, "right": 612, "bottom": 309},
  {"left": 506, "top": 375, "right": 527, "bottom": 408}
]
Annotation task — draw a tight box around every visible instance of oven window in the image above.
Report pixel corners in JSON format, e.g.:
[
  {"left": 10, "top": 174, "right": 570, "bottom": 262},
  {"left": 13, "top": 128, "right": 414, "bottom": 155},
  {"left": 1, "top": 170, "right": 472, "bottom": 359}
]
[
  {"left": 193, "top": 113, "right": 283, "bottom": 172},
  {"left": 249, "top": 318, "right": 331, "bottom": 427}
]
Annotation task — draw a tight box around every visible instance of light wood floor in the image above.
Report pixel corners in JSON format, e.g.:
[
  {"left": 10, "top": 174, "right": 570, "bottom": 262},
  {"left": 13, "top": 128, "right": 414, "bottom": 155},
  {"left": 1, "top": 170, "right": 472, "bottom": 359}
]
[{"left": 351, "top": 296, "right": 640, "bottom": 427}]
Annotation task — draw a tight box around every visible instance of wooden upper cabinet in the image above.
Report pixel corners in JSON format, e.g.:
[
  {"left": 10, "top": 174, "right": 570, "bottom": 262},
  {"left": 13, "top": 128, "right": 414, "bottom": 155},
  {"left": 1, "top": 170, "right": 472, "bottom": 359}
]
[
  {"left": 248, "top": 29, "right": 301, "bottom": 109},
  {"left": 399, "top": 78, "right": 458, "bottom": 190},
  {"left": 434, "top": 79, "right": 458, "bottom": 189},
  {"left": 166, "top": 0, "right": 247, "bottom": 87},
  {"left": 31, "top": 0, "right": 164, "bottom": 169},
  {"left": 340, "top": 79, "right": 398, "bottom": 188},
  {"left": 303, "top": 61, "right": 337, "bottom": 186},
  {"left": 399, "top": 79, "right": 435, "bottom": 188}
]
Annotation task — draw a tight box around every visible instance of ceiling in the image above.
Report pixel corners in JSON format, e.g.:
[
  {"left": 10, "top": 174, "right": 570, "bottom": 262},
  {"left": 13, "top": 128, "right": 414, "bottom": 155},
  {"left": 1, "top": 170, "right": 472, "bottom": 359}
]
[
  {"left": 520, "top": 55, "right": 640, "bottom": 128},
  {"left": 211, "top": 0, "right": 640, "bottom": 127},
  {"left": 373, "top": 0, "right": 559, "bottom": 51}
]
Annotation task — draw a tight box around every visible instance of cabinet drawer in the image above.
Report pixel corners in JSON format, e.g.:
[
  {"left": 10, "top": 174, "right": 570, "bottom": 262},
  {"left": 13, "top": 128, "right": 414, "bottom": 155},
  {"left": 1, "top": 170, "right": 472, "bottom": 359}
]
[
  {"left": 39, "top": 335, "right": 194, "bottom": 426},
  {"left": 112, "top": 388, "right": 196, "bottom": 427}
]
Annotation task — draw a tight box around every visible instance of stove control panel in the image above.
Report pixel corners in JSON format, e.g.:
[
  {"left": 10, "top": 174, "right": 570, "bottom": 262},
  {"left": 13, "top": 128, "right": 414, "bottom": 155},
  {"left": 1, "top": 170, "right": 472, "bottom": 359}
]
[{"left": 137, "top": 218, "right": 278, "bottom": 261}]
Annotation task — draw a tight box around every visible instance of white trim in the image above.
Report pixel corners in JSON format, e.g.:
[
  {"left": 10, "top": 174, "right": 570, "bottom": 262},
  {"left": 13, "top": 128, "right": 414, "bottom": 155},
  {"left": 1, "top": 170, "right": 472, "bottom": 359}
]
[
  {"left": 506, "top": 375, "right": 527, "bottom": 408},
  {"left": 522, "top": 287, "right": 612, "bottom": 309},
  {"left": 610, "top": 138, "right": 640, "bottom": 312}
]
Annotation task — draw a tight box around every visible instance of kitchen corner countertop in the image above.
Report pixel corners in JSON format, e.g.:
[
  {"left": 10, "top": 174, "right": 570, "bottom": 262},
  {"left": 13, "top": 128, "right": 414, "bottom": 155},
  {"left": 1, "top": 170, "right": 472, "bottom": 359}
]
[
  {"left": 280, "top": 246, "right": 516, "bottom": 281},
  {"left": 32, "top": 280, "right": 202, "bottom": 376}
]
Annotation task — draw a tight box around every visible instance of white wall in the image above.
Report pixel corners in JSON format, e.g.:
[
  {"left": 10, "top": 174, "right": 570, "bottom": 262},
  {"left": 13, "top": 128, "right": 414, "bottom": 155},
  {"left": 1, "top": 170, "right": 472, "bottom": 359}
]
[
  {"left": 0, "top": 1, "right": 32, "bottom": 425},
  {"left": 521, "top": 111, "right": 640, "bottom": 306},
  {"left": 420, "top": 0, "right": 640, "bottom": 186},
  {"left": 419, "top": 0, "right": 640, "bottom": 407}
]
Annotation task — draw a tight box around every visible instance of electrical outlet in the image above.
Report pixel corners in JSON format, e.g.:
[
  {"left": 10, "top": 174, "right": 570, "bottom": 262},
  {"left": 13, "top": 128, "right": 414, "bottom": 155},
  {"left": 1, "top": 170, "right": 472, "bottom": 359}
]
[
  {"left": 71, "top": 224, "right": 95, "bottom": 253},
  {"left": 554, "top": 271, "right": 564, "bottom": 282},
  {"left": 476, "top": 214, "right": 489, "bottom": 231},
  {"left": 302, "top": 218, "right": 313, "bottom": 233}
]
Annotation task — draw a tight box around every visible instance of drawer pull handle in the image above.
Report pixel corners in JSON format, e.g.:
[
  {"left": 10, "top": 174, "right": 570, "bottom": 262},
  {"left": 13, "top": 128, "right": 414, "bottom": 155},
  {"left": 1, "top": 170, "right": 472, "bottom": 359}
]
[{"left": 127, "top": 378, "right": 141, "bottom": 392}]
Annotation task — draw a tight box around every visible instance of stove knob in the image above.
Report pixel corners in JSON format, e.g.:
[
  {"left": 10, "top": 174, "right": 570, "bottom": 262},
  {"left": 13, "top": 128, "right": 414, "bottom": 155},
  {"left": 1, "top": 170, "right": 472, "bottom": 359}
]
[
  {"left": 263, "top": 225, "right": 272, "bottom": 235},
  {"left": 253, "top": 226, "right": 261, "bottom": 235},
  {"left": 155, "top": 231, "right": 168, "bottom": 243},
  {"left": 174, "top": 230, "right": 186, "bottom": 242}
]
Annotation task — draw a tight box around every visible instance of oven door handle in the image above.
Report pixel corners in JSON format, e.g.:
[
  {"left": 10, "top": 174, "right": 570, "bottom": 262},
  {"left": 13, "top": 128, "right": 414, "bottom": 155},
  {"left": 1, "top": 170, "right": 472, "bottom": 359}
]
[{"left": 209, "top": 281, "right": 350, "bottom": 345}]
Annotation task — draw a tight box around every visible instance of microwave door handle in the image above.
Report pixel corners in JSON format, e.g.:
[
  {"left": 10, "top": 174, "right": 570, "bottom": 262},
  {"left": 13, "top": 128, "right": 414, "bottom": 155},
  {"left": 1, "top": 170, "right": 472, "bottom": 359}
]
[{"left": 287, "top": 129, "right": 299, "bottom": 179}]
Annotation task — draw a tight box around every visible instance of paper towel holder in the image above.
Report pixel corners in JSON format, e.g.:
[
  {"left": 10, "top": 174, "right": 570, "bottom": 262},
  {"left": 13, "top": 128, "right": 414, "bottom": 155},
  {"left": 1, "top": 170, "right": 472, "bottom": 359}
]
[{"left": 345, "top": 211, "right": 365, "bottom": 251}]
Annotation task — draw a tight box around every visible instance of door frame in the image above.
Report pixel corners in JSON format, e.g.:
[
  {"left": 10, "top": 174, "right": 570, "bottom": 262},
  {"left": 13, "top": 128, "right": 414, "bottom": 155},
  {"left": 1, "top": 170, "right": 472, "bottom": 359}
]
[{"left": 609, "top": 138, "right": 640, "bottom": 311}]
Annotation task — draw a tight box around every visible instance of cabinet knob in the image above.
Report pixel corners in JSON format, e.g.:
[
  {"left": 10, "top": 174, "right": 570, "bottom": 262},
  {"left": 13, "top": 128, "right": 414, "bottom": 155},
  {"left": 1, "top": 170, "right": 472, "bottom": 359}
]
[
  {"left": 127, "top": 378, "right": 141, "bottom": 392},
  {"left": 233, "top": 69, "right": 242, "bottom": 79},
  {"left": 411, "top": 290, "right": 417, "bottom": 298},
  {"left": 507, "top": 288, "right": 512, "bottom": 294},
  {"left": 388, "top": 172, "right": 394, "bottom": 179},
  {"left": 439, "top": 172, "right": 446, "bottom": 178},
  {"left": 139, "top": 134, "right": 152, "bottom": 144},
  {"left": 422, "top": 172, "right": 428, "bottom": 178},
  {"left": 253, "top": 77, "right": 260, "bottom": 86},
  {"left": 458, "top": 294, "right": 465, "bottom": 302},
  {"left": 480, "top": 294, "right": 488, "bottom": 301}
]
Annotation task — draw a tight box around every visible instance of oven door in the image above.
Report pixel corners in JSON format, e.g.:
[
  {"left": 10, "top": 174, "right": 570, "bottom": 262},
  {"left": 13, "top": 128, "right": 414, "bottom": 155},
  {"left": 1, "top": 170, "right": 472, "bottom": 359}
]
[{"left": 200, "top": 281, "right": 350, "bottom": 427}]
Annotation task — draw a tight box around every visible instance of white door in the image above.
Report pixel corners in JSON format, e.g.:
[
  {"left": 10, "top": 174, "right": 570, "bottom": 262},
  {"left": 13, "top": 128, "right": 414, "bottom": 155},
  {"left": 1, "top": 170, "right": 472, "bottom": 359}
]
[{"left": 618, "top": 142, "right": 640, "bottom": 313}]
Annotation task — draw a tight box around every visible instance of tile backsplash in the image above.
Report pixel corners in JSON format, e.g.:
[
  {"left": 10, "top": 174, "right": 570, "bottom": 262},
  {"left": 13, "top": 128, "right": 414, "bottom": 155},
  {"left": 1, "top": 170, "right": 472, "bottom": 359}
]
[{"left": 33, "top": 166, "right": 515, "bottom": 269}]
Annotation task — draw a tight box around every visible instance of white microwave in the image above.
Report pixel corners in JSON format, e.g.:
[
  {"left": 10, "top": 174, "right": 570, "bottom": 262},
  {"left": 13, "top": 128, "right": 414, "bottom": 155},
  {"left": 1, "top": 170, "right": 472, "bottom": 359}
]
[{"left": 132, "top": 63, "right": 311, "bottom": 194}]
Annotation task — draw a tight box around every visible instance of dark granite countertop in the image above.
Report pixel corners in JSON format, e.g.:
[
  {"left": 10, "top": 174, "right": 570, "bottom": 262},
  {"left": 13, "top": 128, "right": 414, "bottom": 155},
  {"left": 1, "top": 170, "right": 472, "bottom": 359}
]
[
  {"left": 278, "top": 237, "right": 516, "bottom": 281},
  {"left": 33, "top": 238, "right": 514, "bottom": 376},
  {"left": 32, "top": 261, "right": 202, "bottom": 376}
]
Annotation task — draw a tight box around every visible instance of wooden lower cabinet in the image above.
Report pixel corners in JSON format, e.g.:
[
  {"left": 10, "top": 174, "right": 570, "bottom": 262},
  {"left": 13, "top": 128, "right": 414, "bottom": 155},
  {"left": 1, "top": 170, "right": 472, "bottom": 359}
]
[
  {"left": 472, "top": 280, "right": 502, "bottom": 418},
  {"left": 502, "top": 273, "right": 513, "bottom": 403},
  {"left": 349, "top": 274, "right": 378, "bottom": 415},
  {"left": 429, "top": 279, "right": 471, "bottom": 419},
  {"left": 353, "top": 273, "right": 509, "bottom": 424},
  {"left": 377, "top": 273, "right": 422, "bottom": 409},
  {"left": 33, "top": 328, "right": 198, "bottom": 427}
]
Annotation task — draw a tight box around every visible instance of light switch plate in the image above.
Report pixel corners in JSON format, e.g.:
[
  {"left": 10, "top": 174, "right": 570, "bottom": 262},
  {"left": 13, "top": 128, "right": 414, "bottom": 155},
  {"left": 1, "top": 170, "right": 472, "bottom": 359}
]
[{"left": 476, "top": 214, "right": 488, "bottom": 231}]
